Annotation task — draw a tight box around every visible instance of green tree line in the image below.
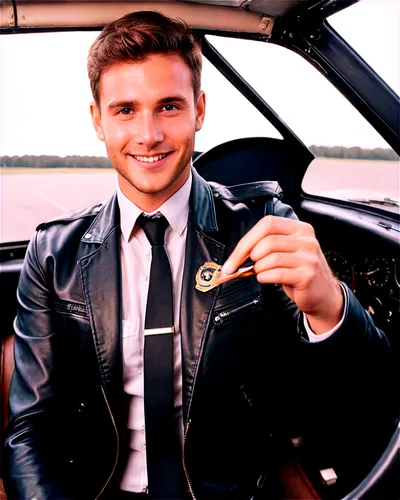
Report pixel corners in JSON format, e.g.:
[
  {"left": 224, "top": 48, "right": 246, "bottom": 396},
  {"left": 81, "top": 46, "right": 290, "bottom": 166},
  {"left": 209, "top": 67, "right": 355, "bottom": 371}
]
[
  {"left": 0, "top": 147, "right": 398, "bottom": 168},
  {"left": 0, "top": 155, "right": 112, "bottom": 168},
  {"left": 309, "top": 145, "right": 398, "bottom": 161}
]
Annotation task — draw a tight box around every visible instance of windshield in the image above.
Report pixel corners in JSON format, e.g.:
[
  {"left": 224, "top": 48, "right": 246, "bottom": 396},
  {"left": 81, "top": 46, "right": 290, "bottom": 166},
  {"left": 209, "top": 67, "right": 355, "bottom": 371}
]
[
  {"left": 207, "top": 0, "right": 399, "bottom": 214},
  {"left": 0, "top": 30, "right": 284, "bottom": 244},
  {"left": 1, "top": 2, "right": 399, "bottom": 244}
]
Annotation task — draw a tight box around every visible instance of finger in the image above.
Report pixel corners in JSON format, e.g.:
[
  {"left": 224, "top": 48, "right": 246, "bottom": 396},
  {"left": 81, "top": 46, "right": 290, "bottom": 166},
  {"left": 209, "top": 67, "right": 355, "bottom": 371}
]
[
  {"left": 253, "top": 252, "right": 303, "bottom": 274},
  {"left": 255, "top": 267, "right": 303, "bottom": 286},
  {"left": 249, "top": 235, "right": 300, "bottom": 262},
  {"left": 250, "top": 235, "right": 318, "bottom": 262},
  {"left": 222, "top": 216, "right": 300, "bottom": 274}
]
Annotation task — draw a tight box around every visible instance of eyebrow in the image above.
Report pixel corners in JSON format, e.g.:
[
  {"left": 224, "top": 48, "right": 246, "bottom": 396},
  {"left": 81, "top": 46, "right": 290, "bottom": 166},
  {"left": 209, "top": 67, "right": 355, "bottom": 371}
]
[
  {"left": 107, "top": 95, "right": 189, "bottom": 112},
  {"left": 157, "top": 96, "right": 188, "bottom": 105}
]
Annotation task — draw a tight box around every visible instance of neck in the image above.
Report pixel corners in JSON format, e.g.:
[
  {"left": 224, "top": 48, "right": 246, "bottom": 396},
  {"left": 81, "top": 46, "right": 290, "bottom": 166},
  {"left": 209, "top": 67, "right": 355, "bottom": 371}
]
[{"left": 118, "top": 169, "right": 190, "bottom": 213}]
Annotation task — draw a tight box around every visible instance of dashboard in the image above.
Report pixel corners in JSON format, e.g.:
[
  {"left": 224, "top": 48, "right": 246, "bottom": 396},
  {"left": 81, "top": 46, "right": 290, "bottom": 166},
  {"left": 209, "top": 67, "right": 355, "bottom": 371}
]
[
  {"left": 323, "top": 249, "right": 399, "bottom": 348},
  {"left": 325, "top": 251, "right": 398, "bottom": 290},
  {"left": 299, "top": 203, "right": 400, "bottom": 352}
]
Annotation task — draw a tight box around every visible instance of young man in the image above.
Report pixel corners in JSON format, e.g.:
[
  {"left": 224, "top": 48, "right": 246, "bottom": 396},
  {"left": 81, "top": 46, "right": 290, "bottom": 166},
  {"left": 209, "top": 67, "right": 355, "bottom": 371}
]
[{"left": 4, "top": 11, "right": 395, "bottom": 500}]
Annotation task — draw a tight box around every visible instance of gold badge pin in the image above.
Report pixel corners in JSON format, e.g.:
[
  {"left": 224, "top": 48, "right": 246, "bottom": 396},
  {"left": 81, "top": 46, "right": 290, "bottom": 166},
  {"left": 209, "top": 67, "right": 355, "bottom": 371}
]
[
  {"left": 195, "top": 262, "right": 221, "bottom": 292},
  {"left": 195, "top": 261, "right": 255, "bottom": 293}
]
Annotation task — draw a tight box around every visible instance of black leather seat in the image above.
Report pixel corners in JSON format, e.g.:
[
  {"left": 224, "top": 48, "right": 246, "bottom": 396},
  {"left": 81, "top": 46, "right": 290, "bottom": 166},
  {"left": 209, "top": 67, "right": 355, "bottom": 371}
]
[{"left": 193, "top": 136, "right": 313, "bottom": 208}]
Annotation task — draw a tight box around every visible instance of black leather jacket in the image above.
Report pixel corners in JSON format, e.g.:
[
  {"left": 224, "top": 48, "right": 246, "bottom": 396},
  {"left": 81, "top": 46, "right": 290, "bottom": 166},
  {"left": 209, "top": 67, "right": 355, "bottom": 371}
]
[{"left": 3, "top": 169, "right": 395, "bottom": 499}]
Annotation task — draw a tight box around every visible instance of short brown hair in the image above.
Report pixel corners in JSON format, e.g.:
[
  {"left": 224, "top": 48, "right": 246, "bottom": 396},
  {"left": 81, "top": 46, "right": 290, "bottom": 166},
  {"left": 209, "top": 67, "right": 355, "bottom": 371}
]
[{"left": 88, "top": 10, "right": 202, "bottom": 106}]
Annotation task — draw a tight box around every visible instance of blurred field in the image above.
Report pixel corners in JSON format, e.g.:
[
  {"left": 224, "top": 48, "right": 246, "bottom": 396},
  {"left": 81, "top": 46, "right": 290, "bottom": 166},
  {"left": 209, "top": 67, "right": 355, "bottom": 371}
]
[
  {"left": 1, "top": 158, "right": 399, "bottom": 243},
  {"left": 0, "top": 168, "right": 116, "bottom": 242},
  {"left": 302, "top": 158, "right": 399, "bottom": 199}
]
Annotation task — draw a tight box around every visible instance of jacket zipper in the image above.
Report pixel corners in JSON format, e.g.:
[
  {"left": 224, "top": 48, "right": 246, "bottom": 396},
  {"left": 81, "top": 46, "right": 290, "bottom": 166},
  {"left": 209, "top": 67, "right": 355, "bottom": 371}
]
[
  {"left": 96, "top": 385, "right": 120, "bottom": 499},
  {"left": 182, "top": 419, "right": 197, "bottom": 500},
  {"left": 53, "top": 300, "right": 88, "bottom": 317},
  {"left": 183, "top": 282, "right": 237, "bottom": 499},
  {"left": 214, "top": 296, "right": 261, "bottom": 325}
]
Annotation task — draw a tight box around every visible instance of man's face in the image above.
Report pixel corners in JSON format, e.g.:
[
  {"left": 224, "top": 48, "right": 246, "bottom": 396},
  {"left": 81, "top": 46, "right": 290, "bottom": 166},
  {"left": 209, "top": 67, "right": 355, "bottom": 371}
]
[{"left": 91, "top": 53, "right": 206, "bottom": 211}]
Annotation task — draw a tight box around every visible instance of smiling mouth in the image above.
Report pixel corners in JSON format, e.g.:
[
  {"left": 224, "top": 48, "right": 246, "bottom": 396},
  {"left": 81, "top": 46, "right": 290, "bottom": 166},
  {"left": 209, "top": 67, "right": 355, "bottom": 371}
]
[{"left": 131, "top": 152, "right": 170, "bottom": 163}]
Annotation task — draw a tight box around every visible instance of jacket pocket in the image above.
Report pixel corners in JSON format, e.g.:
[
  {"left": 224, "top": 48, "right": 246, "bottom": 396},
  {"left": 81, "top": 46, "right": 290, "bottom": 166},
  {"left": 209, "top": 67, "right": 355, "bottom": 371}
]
[
  {"left": 213, "top": 294, "right": 261, "bottom": 327},
  {"left": 53, "top": 299, "right": 89, "bottom": 319}
]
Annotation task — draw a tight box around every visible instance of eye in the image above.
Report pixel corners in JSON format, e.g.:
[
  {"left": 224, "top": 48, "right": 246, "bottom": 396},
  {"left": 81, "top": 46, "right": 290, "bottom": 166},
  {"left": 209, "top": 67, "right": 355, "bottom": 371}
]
[
  {"left": 119, "top": 107, "right": 132, "bottom": 115},
  {"left": 162, "top": 104, "right": 178, "bottom": 112}
]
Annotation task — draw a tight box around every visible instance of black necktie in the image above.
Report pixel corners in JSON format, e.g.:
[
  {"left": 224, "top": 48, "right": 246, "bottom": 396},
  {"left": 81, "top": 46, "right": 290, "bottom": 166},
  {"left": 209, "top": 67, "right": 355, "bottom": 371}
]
[{"left": 138, "top": 213, "right": 181, "bottom": 500}]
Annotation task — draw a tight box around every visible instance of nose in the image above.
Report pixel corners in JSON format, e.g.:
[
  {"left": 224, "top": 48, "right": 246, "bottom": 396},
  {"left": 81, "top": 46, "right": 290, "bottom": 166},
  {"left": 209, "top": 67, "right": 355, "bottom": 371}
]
[{"left": 135, "top": 111, "right": 164, "bottom": 149}]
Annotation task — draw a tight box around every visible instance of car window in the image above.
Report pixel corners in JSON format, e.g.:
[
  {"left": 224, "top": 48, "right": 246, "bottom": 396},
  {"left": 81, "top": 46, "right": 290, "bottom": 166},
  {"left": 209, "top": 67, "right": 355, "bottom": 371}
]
[
  {"left": 196, "top": 57, "right": 281, "bottom": 151},
  {"left": 208, "top": 33, "right": 399, "bottom": 214},
  {"left": 0, "top": 31, "right": 114, "bottom": 243},
  {"left": 1, "top": 19, "right": 399, "bottom": 245},
  {"left": 329, "top": 0, "right": 399, "bottom": 95},
  {"left": 0, "top": 30, "right": 281, "bottom": 244}
]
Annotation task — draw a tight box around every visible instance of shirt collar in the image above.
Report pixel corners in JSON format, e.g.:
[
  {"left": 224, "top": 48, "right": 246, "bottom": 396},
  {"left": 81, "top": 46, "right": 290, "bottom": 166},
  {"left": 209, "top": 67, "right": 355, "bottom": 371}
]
[{"left": 117, "top": 172, "right": 192, "bottom": 242}]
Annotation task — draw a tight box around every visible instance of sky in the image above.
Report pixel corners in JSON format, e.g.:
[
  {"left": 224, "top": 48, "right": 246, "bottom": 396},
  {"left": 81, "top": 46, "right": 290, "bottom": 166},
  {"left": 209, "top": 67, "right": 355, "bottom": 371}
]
[{"left": 0, "top": 0, "right": 399, "bottom": 157}]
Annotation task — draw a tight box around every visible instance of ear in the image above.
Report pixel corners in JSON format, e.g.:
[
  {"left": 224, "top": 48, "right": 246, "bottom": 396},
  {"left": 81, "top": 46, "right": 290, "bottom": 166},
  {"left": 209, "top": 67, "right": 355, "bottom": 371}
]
[
  {"left": 90, "top": 101, "right": 105, "bottom": 141},
  {"left": 195, "top": 91, "right": 206, "bottom": 132}
]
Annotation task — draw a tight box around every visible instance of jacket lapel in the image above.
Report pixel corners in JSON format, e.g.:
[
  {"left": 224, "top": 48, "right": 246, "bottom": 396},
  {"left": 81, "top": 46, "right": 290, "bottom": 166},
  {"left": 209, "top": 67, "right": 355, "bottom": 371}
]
[
  {"left": 78, "top": 194, "right": 123, "bottom": 417},
  {"left": 77, "top": 172, "right": 226, "bottom": 423},
  {"left": 180, "top": 170, "right": 225, "bottom": 421}
]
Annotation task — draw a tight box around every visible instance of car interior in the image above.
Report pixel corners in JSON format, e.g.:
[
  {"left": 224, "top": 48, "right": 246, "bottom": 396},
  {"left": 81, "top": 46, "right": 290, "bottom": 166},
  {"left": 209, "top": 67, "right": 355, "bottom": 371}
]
[{"left": 0, "top": 1, "right": 399, "bottom": 499}]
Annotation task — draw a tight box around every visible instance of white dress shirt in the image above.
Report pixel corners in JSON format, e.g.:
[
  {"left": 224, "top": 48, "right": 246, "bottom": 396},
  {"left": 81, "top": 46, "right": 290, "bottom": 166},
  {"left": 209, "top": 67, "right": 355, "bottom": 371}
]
[
  {"left": 118, "top": 174, "right": 191, "bottom": 493},
  {"left": 116, "top": 173, "right": 345, "bottom": 493}
]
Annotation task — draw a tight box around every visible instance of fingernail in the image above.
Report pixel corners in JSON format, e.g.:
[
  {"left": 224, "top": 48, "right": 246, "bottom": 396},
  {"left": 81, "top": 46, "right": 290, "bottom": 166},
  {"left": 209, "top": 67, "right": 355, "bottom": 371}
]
[{"left": 222, "top": 260, "right": 233, "bottom": 275}]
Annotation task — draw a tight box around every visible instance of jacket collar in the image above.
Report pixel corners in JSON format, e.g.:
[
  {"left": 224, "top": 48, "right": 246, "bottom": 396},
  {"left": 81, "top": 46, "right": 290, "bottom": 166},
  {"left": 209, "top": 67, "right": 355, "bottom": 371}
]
[
  {"left": 81, "top": 192, "right": 120, "bottom": 244},
  {"left": 81, "top": 167, "right": 218, "bottom": 244},
  {"left": 189, "top": 167, "right": 219, "bottom": 233}
]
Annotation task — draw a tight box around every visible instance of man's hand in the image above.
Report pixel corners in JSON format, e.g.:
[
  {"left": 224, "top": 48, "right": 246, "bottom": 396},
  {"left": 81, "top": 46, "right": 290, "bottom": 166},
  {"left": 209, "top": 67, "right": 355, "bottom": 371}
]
[{"left": 221, "top": 216, "right": 344, "bottom": 334}]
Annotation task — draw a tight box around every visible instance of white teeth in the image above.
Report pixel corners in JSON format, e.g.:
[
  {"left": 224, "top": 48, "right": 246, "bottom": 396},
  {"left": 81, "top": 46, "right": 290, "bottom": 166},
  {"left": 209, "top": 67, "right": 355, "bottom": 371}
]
[{"left": 133, "top": 153, "right": 167, "bottom": 163}]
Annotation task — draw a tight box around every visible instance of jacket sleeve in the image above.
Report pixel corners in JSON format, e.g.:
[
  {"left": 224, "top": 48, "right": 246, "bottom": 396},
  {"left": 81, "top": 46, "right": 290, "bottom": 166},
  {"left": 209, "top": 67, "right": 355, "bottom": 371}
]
[
  {"left": 266, "top": 198, "right": 398, "bottom": 475},
  {"left": 3, "top": 231, "right": 71, "bottom": 500},
  {"left": 296, "top": 281, "right": 398, "bottom": 421}
]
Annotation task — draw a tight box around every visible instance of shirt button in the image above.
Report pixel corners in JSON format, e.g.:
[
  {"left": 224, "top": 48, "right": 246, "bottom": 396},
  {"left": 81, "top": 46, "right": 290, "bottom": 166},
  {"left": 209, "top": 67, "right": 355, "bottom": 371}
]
[
  {"left": 141, "top": 425, "right": 145, "bottom": 432},
  {"left": 142, "top": 444, "right": 146, "bottom": 450},
  {"left": 138, "top": 369, "right": 143, "bottom": 374}
]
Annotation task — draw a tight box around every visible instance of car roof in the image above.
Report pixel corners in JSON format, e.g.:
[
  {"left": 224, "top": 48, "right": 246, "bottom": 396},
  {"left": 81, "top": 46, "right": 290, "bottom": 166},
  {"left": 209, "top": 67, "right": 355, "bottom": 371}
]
[{"left": 0, "top": 0, "right": 316, "bottom": 33}]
